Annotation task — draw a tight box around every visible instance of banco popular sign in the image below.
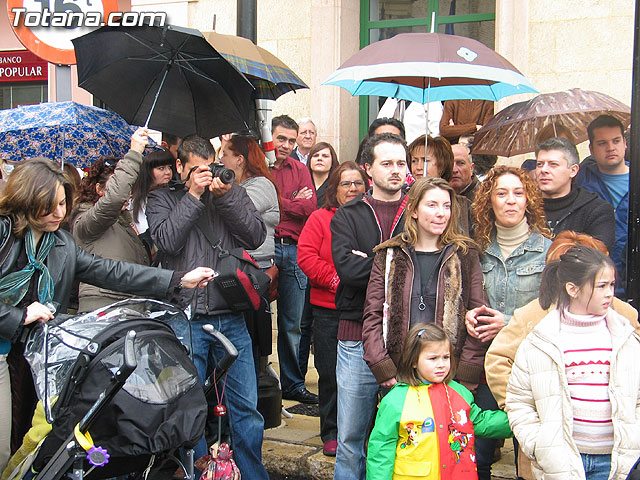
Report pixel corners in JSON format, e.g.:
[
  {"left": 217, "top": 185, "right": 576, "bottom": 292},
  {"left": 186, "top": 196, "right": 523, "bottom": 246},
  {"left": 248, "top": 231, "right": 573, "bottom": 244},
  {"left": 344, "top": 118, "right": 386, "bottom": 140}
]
[
  {"left": 7, "top": 0, "right": 119, "bottom": 65},
  {"left": 0, "top": 50, "right": 48, "bottom": 82}
]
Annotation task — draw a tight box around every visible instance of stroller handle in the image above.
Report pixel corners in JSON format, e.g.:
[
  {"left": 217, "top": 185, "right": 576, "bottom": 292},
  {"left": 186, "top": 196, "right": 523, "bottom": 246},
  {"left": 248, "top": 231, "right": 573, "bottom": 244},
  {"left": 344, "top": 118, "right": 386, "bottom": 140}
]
[
  {"left": 202, "top": 324, "right": 238, "bottom": 394},
  {"left": 78, "top": 330, "right": 137, "bottom": 433},
  {"left": 122, "top": 330, "right": 137, "bottom": 376}
]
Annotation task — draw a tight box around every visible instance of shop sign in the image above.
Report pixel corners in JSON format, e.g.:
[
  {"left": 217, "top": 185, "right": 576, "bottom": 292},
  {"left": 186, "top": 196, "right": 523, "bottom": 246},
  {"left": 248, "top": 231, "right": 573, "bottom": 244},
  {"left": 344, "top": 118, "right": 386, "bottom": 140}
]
[
  {"left": 7, "top": 0, "right": 119, "bottom": 65},
  {"left": 0, "top": 50, "right": 48, "bottom": 82}
]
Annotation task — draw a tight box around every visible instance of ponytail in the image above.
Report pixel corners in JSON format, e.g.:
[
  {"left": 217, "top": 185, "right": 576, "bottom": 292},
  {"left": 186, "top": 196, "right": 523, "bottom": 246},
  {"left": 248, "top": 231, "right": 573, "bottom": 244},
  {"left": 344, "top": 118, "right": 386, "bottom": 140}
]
[
  {"left": 538, "top": 246, "right": 614, "bottom": 311},
  {"left": 538, "top": 260, "right": 563, "bottom": 310}
]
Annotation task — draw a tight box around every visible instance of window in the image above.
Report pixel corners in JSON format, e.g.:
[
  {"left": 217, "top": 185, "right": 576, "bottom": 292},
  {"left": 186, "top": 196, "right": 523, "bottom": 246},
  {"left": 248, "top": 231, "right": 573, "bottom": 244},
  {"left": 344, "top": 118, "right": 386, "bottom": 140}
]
[
  {"left": 360, "top": 0, "right": 496, "bottom": 137},
  {"left": 0, "top": 83, "right": 47, "bottom": 110}
]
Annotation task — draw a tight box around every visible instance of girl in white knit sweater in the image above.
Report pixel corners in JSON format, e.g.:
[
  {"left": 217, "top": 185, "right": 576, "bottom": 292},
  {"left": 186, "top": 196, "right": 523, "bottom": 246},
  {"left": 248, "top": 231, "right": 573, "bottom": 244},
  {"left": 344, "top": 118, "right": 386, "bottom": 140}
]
[{"left": 506, "top": 246, "right": 640, "bottom": 480}]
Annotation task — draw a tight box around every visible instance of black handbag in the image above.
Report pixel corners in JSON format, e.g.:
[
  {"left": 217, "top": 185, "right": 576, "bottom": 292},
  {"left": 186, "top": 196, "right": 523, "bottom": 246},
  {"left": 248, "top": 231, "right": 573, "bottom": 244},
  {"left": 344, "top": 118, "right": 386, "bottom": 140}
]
[
  {"left": 213, "top": 246, "right": 270, "bottom": 311},
  {"left": 196, "top": 215, "right": 270, "bottom": 312}
]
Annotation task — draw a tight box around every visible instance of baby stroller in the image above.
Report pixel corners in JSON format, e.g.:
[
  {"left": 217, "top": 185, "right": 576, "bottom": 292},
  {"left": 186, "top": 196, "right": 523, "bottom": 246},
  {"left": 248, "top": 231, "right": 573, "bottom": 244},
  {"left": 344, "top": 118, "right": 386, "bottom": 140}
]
[{"left": 4, "top": 299, "right": 237, "bottom": 480}]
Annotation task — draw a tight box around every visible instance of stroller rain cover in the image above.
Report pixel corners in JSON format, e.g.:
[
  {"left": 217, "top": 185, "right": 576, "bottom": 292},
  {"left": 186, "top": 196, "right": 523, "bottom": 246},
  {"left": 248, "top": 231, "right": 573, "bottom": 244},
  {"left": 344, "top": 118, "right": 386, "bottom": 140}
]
[{"left": 24, "top": 299, "right": 207, "bottom": 476}]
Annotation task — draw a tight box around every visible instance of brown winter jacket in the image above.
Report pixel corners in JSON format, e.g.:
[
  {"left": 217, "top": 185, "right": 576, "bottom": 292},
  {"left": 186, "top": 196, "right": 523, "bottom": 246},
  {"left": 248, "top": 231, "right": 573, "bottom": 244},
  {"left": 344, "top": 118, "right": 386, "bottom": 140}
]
[{"left": 362, "top": 235, "right": 488, "bottom": 387}]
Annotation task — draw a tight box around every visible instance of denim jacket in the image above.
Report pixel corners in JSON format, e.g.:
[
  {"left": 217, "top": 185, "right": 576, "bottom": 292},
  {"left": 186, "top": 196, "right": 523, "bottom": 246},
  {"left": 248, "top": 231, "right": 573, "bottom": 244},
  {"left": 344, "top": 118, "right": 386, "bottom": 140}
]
[{"left": 480, "top": 232, "right": 551, "bottom": 323}]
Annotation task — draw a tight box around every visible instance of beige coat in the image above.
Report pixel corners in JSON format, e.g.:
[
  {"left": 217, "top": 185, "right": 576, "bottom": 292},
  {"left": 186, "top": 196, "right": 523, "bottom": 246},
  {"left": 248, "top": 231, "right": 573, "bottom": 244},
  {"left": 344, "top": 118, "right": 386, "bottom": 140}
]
[
  {"left": 71, "top": 149, "right": 149, "bottom": 312},
  {"left": 486, "top": 298, "right": 639, "bottom": 410},
  {"left": 485, "top": 298, "right": 638, "bottom": 479},
  {"left": 505, "top": 308, "right": 640, "bottom": 479}
]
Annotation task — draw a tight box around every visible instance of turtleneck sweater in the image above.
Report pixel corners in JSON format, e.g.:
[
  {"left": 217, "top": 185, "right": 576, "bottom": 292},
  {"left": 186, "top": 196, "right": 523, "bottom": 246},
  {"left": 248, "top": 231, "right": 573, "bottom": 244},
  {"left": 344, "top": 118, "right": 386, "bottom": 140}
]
[
  {"left": 559, "top": 308, "right": 613, "bottom": 454},
  {"left": 495, "top": 217, "right": 529, "bottom": 259}
]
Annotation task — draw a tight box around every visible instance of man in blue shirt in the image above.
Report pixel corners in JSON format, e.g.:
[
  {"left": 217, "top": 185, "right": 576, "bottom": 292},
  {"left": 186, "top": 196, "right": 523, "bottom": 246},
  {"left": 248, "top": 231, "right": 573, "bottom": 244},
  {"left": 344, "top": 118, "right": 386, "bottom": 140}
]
[{"left": 576, "top": 115, "right": 628, "bottom": 295}]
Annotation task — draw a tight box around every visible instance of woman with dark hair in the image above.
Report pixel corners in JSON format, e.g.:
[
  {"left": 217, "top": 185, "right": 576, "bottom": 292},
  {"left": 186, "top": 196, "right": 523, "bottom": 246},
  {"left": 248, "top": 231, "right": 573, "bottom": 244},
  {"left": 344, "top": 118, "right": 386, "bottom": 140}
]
[
  {"left": 465, "top": 165, "right": 552, "bottom": 480},
  {"left": 0, "top": 154, "right": 212, "bottom": 466},
  {"left": 70, "top": 129, "right": 158, "bottom": 312},
  {"left": 219, "top": 135, "right": 280, "bottom": 365},
  {"left": 297, "top": 161, "right": 367, "bottom": 457},
  {"left": 130, "top": 149, "right": 175, "bottom": 236},
  {"left": 307, "top": 142, "right": 339, "bottom": 208}
]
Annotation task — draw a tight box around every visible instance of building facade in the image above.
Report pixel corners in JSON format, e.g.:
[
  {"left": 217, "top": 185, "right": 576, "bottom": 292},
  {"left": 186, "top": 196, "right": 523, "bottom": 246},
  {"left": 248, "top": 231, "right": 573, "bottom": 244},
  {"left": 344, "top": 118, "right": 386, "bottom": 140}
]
[{"left": 1, "top": 0, "right": 634, "bottom": 163}]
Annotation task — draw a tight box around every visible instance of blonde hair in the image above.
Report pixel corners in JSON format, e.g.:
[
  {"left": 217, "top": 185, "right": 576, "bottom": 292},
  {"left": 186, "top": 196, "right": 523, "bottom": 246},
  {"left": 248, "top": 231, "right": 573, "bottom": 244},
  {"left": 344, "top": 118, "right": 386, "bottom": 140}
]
[{"left": 402, "top": 177, "right": 476, "bottom": 254}]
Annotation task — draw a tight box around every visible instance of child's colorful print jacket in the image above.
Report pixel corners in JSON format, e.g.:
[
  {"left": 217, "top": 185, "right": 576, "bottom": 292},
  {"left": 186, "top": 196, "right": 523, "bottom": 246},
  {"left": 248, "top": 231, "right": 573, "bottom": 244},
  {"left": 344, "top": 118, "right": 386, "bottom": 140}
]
[{"left": 367, "top": 381, "right": 512, "bottom": 480}]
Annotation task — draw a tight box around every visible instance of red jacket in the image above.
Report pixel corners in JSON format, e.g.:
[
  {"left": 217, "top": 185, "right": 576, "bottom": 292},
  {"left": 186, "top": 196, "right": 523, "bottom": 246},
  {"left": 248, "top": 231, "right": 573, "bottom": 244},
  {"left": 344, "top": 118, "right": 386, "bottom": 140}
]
[
  {"left": 270, "top": 156, "right": 316, "bottom": 240},
  {"left": 297, "top": 208, "right": 339, "bottom": 309}
]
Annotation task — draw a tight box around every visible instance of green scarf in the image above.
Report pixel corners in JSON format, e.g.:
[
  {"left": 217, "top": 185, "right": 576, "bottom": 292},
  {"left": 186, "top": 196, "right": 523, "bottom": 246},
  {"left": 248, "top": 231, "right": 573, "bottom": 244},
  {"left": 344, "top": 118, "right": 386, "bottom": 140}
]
[{"left": 0, "top": 229, "right": 55, "bottom": 307}]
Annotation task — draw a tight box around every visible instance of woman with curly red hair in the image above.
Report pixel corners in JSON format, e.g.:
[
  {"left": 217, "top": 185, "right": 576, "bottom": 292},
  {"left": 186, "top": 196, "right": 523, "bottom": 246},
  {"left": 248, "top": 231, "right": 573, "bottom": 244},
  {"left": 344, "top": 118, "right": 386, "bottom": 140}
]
[{"left": 465, "top": 165, "right": 552, "bottom": 480}]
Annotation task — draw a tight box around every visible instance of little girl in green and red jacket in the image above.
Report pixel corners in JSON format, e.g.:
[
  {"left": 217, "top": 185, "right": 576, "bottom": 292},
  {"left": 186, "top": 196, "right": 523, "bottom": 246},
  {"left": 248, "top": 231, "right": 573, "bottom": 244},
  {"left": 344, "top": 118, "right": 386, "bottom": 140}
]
[{"left": 367, "top": 324, "right": 512, "bottom": 480}]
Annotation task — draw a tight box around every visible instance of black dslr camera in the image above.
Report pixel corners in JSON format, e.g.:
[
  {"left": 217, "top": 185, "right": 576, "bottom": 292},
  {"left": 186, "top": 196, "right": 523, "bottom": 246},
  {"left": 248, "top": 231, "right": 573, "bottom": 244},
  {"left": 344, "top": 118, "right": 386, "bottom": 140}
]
[{"left": 209, "top": 162, "right": 235, "bottom": 184}]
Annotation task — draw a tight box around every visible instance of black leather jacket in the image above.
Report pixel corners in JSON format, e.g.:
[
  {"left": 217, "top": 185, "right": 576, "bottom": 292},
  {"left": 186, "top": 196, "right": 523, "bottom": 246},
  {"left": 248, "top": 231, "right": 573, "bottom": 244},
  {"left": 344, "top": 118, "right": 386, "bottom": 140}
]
[{"left": 0, "top": 216, "right": 173, "bottom": 342}]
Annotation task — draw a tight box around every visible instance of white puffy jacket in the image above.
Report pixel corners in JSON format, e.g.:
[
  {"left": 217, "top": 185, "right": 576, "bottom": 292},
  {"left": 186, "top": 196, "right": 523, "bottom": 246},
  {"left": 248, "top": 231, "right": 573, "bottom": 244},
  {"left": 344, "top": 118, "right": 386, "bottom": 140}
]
[{"left": 506, "top": 308, "right": 640, "bottom": 479}]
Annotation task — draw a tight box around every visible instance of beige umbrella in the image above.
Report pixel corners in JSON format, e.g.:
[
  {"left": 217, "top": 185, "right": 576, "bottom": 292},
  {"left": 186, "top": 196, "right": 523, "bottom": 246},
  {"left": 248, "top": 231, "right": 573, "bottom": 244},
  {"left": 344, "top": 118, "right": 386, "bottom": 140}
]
[{"left": 472, "top": 88, "right": 631, "bottom": 157}]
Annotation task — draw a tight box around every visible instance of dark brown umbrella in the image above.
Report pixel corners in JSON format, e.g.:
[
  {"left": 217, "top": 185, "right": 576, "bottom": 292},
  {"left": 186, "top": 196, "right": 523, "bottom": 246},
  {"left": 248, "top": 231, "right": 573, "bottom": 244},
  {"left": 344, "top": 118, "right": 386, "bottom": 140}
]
[{"left": 471, "top": 88, "right": 631, "bottom": 157}]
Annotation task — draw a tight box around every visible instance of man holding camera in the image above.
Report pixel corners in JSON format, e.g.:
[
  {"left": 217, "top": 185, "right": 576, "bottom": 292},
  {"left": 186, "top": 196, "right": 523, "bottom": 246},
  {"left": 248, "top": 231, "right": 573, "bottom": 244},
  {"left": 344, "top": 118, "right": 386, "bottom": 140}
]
[
  {"left": 269, "top": 115, "right": 318, "bottom": 404},
  {"left": 146, "top": 134, "right": 269, "bottom": 479}
]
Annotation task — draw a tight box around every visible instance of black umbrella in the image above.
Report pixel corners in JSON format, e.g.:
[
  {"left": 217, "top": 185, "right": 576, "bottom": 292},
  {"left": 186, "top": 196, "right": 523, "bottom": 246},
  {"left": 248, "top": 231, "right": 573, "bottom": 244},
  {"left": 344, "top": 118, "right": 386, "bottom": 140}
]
[{"left": 72, "top": 24, "right": 255, "bottom": 139}]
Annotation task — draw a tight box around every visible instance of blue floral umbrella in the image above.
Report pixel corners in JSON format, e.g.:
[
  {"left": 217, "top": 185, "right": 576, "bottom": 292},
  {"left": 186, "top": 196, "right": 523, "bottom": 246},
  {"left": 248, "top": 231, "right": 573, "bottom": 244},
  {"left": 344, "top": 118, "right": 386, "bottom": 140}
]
[{"left": 0, "top": 101, "right": 155, "bottom": 169}]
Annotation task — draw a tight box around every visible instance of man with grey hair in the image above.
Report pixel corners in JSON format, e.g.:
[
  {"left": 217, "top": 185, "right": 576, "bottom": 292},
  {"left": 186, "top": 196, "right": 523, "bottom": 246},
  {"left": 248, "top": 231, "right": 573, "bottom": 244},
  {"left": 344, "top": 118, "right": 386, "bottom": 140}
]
[
  {"left": 450, "top": 143, "right": 479, "bottom": 201},
  {"left": 291, "top": 117, "right": 317, "bottom": 164},
  {"left": 535, "top": 137, "right": 615, "bottom": 252}
]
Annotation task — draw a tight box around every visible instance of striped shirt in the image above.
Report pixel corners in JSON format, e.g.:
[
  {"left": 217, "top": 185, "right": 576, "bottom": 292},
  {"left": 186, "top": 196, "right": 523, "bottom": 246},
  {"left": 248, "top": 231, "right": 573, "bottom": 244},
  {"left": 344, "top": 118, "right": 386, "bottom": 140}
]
[{"left": 559, "top": 309, "right": 613, "bottom": 454}]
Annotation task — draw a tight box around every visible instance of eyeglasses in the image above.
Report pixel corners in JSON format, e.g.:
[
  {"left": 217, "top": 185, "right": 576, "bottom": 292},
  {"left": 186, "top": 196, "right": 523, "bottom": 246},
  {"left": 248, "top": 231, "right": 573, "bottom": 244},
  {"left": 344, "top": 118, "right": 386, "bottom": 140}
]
[{"left": 338, "top": 180, "right": 365, "bottom": 188}]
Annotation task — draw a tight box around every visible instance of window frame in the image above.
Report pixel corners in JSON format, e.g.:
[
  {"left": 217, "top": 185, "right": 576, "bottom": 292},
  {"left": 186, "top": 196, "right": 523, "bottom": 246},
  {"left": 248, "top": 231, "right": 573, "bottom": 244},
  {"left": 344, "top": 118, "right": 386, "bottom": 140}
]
[{"left": 359, "top": 0, "right": 496, "bottom": 138}]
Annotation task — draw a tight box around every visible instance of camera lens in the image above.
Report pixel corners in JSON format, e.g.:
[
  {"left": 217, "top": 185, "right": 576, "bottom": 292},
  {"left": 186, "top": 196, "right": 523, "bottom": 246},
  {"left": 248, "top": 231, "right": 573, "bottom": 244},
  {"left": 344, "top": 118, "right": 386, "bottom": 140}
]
[
  {"left": 209, "top": 163, "right": 236, "bottom": 184},
  {"left": 218, "top": 168, "right": 235, "bottom": 184}
]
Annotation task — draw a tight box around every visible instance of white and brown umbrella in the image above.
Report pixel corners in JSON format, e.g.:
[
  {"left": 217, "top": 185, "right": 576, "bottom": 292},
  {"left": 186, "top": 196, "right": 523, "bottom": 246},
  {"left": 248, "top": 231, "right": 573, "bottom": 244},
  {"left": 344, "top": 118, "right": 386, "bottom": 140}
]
[
  {"left": 323, "top": 32, "right": 536, "bottom": 103},
  {"left": 472, "top": 88, "right": 631, "bottom": 157}
]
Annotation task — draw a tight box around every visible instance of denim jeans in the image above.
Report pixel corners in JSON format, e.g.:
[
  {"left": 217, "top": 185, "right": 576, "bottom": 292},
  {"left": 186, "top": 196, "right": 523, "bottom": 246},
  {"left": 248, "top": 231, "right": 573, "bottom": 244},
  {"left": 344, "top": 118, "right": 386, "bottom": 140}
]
[
  {"left": 473, "top": 383, "right": 499, "bottom": 480},
  {"left": 581, "top": 453, "right": 611, "bottom": 480},
  {"left": 274, "top": 243, "right": 307, "bottom": 395},
  {"left": 0, "top": 354, "right": 9, "bottom": 473},
  {"left": 334, "top": 340, "right": 379, "bottom": 480},
  {"left": 173, "top": 313, "right": 269, "bottom": 480},
  {"left": 298, "top": 284, "right": 314, "bottom": 376},
  {"left": 312, "top": 306, "right": 339, "bottom": 443}
]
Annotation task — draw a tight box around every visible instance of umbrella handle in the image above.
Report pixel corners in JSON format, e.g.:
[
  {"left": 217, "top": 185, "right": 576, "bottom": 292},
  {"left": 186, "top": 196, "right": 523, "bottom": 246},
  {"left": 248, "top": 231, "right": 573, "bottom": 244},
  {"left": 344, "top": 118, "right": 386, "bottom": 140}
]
[{"left": 145, "top": 65, "right": 171, "bottom": 128}]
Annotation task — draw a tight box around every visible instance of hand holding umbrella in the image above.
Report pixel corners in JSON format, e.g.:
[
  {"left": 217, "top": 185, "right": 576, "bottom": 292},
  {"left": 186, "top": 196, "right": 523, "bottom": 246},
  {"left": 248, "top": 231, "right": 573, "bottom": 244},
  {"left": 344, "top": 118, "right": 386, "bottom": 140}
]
[{"left": 130, "top": 127, "right": 150, "bottom": 154}]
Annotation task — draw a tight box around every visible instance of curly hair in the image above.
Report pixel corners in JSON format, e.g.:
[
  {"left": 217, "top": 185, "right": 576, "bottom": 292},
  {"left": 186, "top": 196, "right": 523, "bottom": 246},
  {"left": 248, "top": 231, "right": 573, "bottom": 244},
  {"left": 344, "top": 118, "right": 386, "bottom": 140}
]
[
  {"left": 402, "top": 177, "right": 476, "bottom": 254},
  {"left": 75, "top": 157, "right": 117, "bottom": 205},
  {"left": 472, "top": 165, "right": 551, "bottom": 250}
]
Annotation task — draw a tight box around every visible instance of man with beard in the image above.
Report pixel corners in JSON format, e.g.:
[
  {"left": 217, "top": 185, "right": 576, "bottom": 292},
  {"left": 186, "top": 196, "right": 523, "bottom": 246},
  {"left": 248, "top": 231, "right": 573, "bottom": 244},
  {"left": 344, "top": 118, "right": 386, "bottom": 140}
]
[{"left": 330, "top": 133, "right": 409, "bottom": 479}]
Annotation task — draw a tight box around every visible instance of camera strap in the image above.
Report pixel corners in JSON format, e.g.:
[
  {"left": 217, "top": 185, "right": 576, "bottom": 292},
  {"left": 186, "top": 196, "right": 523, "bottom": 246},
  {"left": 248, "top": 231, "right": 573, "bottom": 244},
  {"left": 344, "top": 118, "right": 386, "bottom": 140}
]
[{"left": 196, "top": 213, "right": 222, "bottom": 252}]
